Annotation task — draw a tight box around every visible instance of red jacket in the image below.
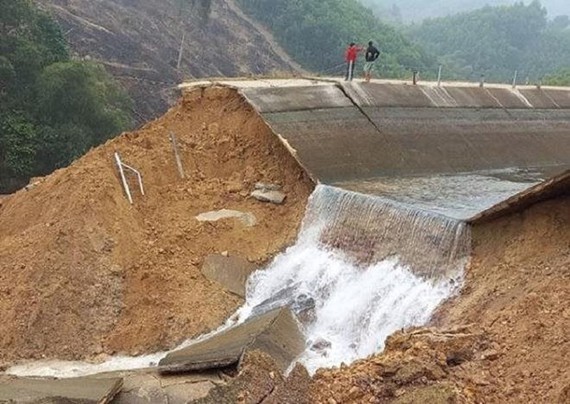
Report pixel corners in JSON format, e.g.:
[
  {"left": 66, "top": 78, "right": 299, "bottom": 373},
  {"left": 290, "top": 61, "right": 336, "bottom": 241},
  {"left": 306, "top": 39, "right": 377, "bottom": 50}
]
[{"left": 345, "top": 45, "right": 362, "bottom": 62}]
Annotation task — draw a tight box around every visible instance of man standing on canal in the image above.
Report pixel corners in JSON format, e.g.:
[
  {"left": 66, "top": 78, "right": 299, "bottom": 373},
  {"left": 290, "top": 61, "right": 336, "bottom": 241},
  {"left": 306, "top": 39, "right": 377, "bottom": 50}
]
[
  {"left": 364, "top": 41, "right": 380, "bottom": 83},
  {"left": 344, "top": 43, "right": 363, "bottom": 81}
]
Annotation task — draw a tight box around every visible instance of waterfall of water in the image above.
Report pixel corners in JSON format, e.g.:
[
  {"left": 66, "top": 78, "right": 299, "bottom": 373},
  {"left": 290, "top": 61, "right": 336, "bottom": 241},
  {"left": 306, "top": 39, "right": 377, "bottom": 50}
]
[{"left": 236, "top": 184, "right": 471, "bottom": 373}]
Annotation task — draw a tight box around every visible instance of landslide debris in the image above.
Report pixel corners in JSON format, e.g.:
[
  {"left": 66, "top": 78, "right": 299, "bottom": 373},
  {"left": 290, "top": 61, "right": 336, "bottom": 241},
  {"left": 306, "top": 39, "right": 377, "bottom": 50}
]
[
  {"left": 0, "top": 86, "right": 313, "bottom": 365},
  {"left": 311, "top": 326, "right": 490, "bottom": 404},
  {"left": 195, "top": 350, "right": 311, "bottom": 404}
]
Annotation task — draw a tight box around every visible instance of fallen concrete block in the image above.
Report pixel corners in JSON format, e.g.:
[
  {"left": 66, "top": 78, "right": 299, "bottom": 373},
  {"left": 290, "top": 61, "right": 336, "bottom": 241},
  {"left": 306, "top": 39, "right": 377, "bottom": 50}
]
[
  {"left": 255, "top": 182, "right": 281, "bottom": 191},
  {"left": 251, "top": 190, "right": 286, "bottom": 204},
  {"left": 0, "top": 375, "right": 122, "bottom": 403},
  {"left": 158, "top": 308, "right": 304, "bottom": 374},
  {"left": 107, "top": 369, "right": 220, "bottom": 404},
  {"left": 201, "top": 254, "right": 257, "bottom": 298},
  {"left": 196, "top": 209, "right": 257, "bottom": 227}
]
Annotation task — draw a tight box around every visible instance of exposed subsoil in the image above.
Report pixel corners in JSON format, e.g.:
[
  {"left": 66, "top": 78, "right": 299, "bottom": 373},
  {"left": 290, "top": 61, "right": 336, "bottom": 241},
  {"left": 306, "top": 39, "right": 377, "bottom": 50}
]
[
  {"left": 310, "top": 196, "right": 570, "bottom": 403},
  {"left": 0, "top": 86, "right": 313, "bottom": 365}
]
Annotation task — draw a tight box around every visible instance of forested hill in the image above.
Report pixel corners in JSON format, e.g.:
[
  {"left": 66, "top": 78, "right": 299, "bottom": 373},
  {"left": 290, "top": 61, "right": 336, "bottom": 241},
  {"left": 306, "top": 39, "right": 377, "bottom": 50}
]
[
  {"left": 236, "top": 0, "right": 436, "bottom": 78},
  {"left": 360, "top": 0, "right": 568, "bottom": 22},
  {"left": 0, "top": 0, "right": 133, "bottom": 193},
  {"left": 35, "top": 0, "right": 302, "bottom": 123},
  {"left": 407, "top": 2, "right": 570, "bottom": 82}
]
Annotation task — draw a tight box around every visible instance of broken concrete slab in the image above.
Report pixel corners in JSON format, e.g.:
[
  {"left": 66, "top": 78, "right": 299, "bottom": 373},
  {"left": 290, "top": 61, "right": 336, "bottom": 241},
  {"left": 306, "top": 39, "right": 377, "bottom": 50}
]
[
  {"left": 196, "top": 209, "right": 257, "bottom": 227},
  {"left": 0, "top": 375, "right": 122, "bottom": 403},
  {"left": 158, "top": 308, "right": 304, "bottom": 374},
  {"left": 251, "top": 190, "right": 286, "bottom": 204},
  {"left": 254, "top": 182, "right": 281, "bottom": 191},
  {"left": 105, "top": 370, "right": 221, "bottom": 404},
  {"left": 201, "top": 254, "right": 257, "bottom": 298},
  {"left": 191, "top": 350, "right": 283, "bottom": 404}
]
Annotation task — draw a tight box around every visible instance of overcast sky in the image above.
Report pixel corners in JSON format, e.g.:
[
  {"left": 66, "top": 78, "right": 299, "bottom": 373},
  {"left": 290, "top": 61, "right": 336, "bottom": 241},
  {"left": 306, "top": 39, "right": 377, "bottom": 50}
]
[{"left": 361, "top": 0, "right": 570, "bottom": 21}]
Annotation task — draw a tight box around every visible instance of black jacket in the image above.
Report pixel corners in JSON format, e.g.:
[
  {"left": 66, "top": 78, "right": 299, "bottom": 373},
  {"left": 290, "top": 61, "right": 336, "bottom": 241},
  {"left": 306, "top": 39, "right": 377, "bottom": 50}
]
[{"left": 365, "top": 45, "right": 380, "bottom": 62}]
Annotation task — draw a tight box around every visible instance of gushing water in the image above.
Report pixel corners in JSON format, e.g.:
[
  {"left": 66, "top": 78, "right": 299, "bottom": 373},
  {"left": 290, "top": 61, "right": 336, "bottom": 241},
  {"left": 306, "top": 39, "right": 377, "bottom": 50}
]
[{"left": 236, "top": 185, "right": 470, "bottom": 373}]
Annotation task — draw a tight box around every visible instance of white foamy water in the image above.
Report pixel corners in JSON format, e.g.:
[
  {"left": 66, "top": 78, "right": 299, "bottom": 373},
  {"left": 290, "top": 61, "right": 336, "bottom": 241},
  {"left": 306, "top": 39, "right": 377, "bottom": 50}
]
[
  {"left": 235, "top": 185, "right": 469, "bottom": 373},
  {"left": 6, "top": 185, "right": 470, "bottom": 377}
]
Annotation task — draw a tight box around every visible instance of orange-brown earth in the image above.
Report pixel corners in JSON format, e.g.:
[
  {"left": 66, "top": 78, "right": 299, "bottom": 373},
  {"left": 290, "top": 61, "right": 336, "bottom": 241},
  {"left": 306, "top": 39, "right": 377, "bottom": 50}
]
[
  {"left": 0, "top": 86, "right": 313, "bottom": 365},
  {"left": 311, "top": 196, "right": 570, "bottom": 404}
]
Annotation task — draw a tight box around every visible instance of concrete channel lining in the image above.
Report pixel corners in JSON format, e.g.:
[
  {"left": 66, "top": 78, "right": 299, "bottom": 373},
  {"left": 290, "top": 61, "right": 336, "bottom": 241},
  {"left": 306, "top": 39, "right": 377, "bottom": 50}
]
[
  {"left": 0, "top": 376, "right": 122, "bottom": 403},
  {"left": 469, "top": 169, "right": 570, "bottom": 223},
  {"left": 244, "top": 88, "right": 570, "bottom": 181},
  {"left": 158, "top": 308, "right": 304, "bottom": 374},
  {"left": 241, "top": 84, "right": 352, "bottom": 113}
]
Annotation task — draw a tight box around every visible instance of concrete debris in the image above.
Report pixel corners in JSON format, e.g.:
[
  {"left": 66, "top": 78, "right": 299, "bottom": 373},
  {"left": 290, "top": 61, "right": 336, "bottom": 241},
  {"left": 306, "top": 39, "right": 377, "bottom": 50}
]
[
  {"left": 196, "top": 209, "right": 257, "bottom": 227},
  {"left": 201, "top": 254, "right": 257, "bottom": 298},
  {"left": 108, "top": 370, "right": 221, "bottom": 404},
  {"left": 0, "top": 375, "right": 122, "bottom": 403},
  {"left": 310, "top": 338, "right": 332, "bottom": 354},
  {"left": 251, "top": 190, "right": 287, "bottom": 205},
  {"left": 255, "top": 182, "right": 282, "bottom": 191},
  {"left": 158, "top": 308, "right": 304, "bottom": 374}
]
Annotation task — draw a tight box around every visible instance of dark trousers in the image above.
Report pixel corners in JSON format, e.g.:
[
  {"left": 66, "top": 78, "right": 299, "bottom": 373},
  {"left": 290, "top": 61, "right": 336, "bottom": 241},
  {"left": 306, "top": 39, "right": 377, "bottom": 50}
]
[{"left": 345, "top": 61, "right": 355, "bottom": 81}]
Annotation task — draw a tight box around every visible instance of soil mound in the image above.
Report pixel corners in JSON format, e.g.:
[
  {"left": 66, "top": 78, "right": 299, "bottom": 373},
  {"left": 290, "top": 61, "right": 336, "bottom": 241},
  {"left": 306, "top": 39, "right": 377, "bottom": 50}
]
[
  {"left": 0, "top": 86, "right": 313, "bottom": 365},
  {"left": 310, "top": 195, "right": 570, "bottom": 403},
  {"left": 439, "top": 195, "right": 570, "bottom": 403},
  {"left": 311, "top": 325, "right": 490, "bottom": 403}
]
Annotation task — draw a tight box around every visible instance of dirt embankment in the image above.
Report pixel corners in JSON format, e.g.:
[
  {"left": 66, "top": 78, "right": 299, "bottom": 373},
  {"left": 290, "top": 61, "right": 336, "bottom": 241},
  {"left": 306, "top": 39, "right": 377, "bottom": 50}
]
[
  {"left": 310, "top": 195, "right": 570, "bottom": 403},
  {"left": 0, "top": 86, "right": 313, "bottom": 365}
]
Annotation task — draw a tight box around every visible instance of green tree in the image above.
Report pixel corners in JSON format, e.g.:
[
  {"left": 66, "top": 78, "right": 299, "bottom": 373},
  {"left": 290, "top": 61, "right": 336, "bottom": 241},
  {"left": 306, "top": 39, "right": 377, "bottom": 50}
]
[
  {"left": 543, "top": 68, "right": 570, "bottom": 86},
  {"left": 0, "top": 0, "right": 133, "bottom": 193},
  {"left": 34, "top": 62, "right": 133, "bottom": 172},
  {"left": 407, "top": 1, "right": 570, "bottom": 83}
]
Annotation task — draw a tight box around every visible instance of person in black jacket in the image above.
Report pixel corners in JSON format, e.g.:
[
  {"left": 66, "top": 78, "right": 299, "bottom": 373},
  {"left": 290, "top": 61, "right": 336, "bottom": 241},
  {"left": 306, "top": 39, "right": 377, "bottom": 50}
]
[{"left": 363, "top": 41, "right": 380, "bottom": 82}]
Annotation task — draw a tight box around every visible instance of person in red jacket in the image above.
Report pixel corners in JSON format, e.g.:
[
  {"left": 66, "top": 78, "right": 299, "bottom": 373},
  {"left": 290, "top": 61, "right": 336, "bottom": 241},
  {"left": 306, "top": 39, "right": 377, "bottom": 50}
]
[{"left": 345, "top": 42, "right": 363, "bottom": 81}]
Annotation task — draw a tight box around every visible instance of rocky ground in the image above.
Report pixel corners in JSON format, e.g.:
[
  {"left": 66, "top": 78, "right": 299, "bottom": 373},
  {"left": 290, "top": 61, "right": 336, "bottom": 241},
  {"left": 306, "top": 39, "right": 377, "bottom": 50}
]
[{"left": 0, "top": 86, "right": 313, "bottom": 365}]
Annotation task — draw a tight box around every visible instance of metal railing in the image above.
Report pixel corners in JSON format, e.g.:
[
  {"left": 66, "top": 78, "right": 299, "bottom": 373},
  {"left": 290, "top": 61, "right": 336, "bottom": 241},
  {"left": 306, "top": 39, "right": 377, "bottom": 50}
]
[{"left": 115, "top": 152, "right": 145, "bottom": 204}]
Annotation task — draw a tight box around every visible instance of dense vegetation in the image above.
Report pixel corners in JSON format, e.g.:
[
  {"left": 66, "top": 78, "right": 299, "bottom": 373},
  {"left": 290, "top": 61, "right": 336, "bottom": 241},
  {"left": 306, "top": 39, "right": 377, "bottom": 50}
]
[
  {"left": 236, "top": 0, "right": 437, "bottom": 78},
  {"left": 544, "top": 67, "right": 570, "bottom": 85},
  {"left": 407, "top": 1, "right": 570, "bottom": 82},
  {"left": 0, "top": 0, "right": 133, "bottom": 193}
]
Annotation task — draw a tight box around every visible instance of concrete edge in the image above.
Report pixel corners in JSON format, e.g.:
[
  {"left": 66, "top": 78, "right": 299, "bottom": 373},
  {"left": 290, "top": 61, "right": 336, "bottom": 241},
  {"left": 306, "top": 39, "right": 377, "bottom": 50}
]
[
  {"left": 237, "top": 87, "right": 320, "bottom": 185},
  {"left": 0, "top": 376, "right": 123, "bottom": 403},
  {"left": 157, "top": 309, "right": 286, "bottom": 375},
  {"left": 468, "top": 169, "right": 570, "bottom": 224}
]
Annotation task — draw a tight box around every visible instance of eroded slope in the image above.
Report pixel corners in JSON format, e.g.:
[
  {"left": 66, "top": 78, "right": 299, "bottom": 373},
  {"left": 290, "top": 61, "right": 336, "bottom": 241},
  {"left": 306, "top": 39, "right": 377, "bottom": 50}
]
[{"left": 0, "top": 86, "right": 313, "bottom": 364}]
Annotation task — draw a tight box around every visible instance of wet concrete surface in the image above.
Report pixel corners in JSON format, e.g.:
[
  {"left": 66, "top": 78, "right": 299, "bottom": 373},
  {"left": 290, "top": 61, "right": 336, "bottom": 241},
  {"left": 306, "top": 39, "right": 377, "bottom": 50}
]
[
  {"left": 159, "top": 308, "right": 304, "bottom": 374},
  {"left": 336, "top": 168, "right": 549, "bottom": 220},
  {"left": 0, "top": 375, "right": 122, "bottom": 403}
]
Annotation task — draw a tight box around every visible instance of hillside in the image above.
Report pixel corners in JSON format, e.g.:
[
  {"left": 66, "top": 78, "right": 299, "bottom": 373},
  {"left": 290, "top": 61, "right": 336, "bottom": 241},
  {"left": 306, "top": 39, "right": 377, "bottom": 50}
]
[
  {"left": 408, "top": 1, "right": 570, "bottom": 82},
  {"left": 36, "top": 0, "right": 302, "bottom": 123},
  {"left": 236, "top": 0, "right": 435, "bottom": 77}
]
